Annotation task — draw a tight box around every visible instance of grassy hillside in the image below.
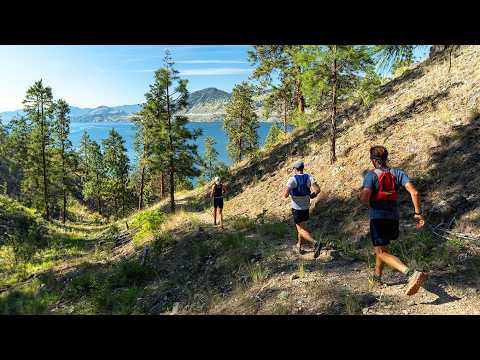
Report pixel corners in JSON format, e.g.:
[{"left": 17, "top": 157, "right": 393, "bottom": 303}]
[{"left": 2, "top": 46, "right": 480, "bottom": 315}]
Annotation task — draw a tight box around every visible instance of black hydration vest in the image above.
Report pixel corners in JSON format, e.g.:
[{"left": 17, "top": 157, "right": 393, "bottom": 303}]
[{"left": 213, "top": 183, "right": 223, "bottom": 198}]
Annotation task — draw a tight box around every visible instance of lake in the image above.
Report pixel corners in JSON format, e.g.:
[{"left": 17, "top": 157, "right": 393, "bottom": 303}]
[{"left": 69, "top": 121, "right": 274, "bottom": 177}]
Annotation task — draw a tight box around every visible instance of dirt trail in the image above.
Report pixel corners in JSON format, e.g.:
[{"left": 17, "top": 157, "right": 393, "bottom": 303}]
[
  {"left": 208, "top": 229, "right": 480, "bottom": 315},
  {"left": 165, "top": 195, "right": 480, "bottom": 315}
]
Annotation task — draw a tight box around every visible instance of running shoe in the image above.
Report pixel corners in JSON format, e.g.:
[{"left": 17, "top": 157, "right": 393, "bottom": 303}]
[
  {"left": 313, "top": 241, "right": 323, "bottom": 259},
  {"left": 404, "top": 271, "right": 428, "bottom": 296}
]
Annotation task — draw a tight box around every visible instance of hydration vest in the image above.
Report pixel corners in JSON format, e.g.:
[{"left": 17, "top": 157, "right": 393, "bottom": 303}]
[
  {"left": 371, "top": 168, "right": 398, "bottom": 201},
  {"left": 291, "top": 174, "right": 311, "bottom": 197},
  {"left": 213, "top": 183, "right": 223, "bottom": 198}
]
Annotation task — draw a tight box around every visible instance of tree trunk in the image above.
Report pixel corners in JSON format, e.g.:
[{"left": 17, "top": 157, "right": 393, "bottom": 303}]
[
  {"left": 63, "top": 192, "right": 67, "bottom": 223},
  {"left": 330, "top": 45, "right": 338, "bottom": 164},
  {"left": 237, "top": 137, "right": 242, "bottom": 163},
  {"left": 40, "top": 102, "right": 50, "bottom": 220},
  {"left": 295, "top": 68, "right": 305, "bottom": 113},
  {"left": 122, "top": 180, "right": 126, "bottom": 218},
  {"left": 166, "top": 72, "right": 175, "bottom": 213},
  {"left": 299, "top": 94, "right": 305, "bottom": 113},
  {"left": 169, "top": 165, "right": 175, "bottom": 213},
  {"left": 97, "top": 195, "right": 101, "bottom": 215},
  {"left": 96, "top": 171, "right": 102, "bottom": 215},
  {"left": 284, "top": 98, "right": 288, "bottom": 133},
  {"left": 448, "top": 45, "right": 454, "bottom": 73},
  {"left": 62, "top": 140, "right": 66, "bottom": 224},
  {"left": 160, "top": 171, "right": 165, "bottom": 198},
  {"left": 139, "top": 163, "right": 145, "bottom": 210}
]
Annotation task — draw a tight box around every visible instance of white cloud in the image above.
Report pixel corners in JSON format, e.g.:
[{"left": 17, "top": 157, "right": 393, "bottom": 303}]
[
  {"left": 179, "top": 68, "right": 251, "bottom": 76},
  {"left": 176, "top": 60, "right": 247, "bottom": 64},
  {"left": 131, "top": 69, "right": 156, "bottom": 73}
]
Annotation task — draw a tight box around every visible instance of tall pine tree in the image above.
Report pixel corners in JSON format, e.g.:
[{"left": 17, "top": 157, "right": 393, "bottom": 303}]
[
  {"left": 52, "top": 99, "right": 73, "bottom": 223},
  {"left": 141, "top": 51, "right": 201, "bottom": 213},
  {"left": 248, "top": 45, "right": 305, "bottom": 113},
  {"left": 102, "top": 129, "right": 129, "bottom": 218},
  {"left": 22, "top": 80, "right": 55, "bottom": 219},
  {"left": 202, "top": 136, "right": 219, "bottom": 181},
  {"left": 296, "top": 46, "right": 378, "bottom": 163},
  {"left": 82, "top": 139, "right": 105, "bottom": 215},
  {"left": 224, "top": 82, "right": 259, "bottom": 163}
]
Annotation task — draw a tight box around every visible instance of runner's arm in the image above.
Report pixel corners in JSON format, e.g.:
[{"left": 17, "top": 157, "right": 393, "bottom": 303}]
[
  {"left": 359, "top": 187, "right": 372, "bottom": 204},
  {"left": 311, "top": 182, "right": 320, "bottom": 194},
  {"left": 283, "top": 186, "right": 290, "bottom": 199},
  {"left": 404, "top": 182, "right": 425, "bottom": 227}
]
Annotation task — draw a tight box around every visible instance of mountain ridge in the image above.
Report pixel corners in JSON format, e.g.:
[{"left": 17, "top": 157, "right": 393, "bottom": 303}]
[{"left": 0, "top": 87, "right": 274, "bottom": 124}]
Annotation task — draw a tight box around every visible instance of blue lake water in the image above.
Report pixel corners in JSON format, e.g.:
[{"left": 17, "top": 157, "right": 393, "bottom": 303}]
[{"left": 69, "top": 121, "right": 273, "bottom": 175}]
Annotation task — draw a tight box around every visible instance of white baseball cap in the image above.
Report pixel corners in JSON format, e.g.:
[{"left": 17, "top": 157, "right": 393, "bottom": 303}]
[{"left": 214, "top": 176, "right": 220, "bottom": 184}]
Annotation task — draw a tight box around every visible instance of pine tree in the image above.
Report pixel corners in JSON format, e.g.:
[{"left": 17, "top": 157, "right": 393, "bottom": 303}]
[
  {"left": 264, "top": 122, "right": 286, "bottom": 150},
  {"left": 248, "top": 45, "right": 305, "bottom": 113},
  {"left": 82, "top": 140, "right": 105, "bottom": 215},
  {"left": 22, "top": 80, "right": 55, "bottom": 219},
  {"left": 52, "top": 99, "right": 73, "bottom": 223},
  {"left": 141, "top": 50, "right": 201, "bottom": 213},
  {"left": 3, "top": 116, "right": 31, "bottom": 198},
  {"left": 263, "top": 81, "right": 296, "bottom": 132},
  {"left": 132, "top": 107, "right": 156, "bottom": 210},
  {"left": 296, "top": 46, "right": 378, "bottom": 164},
  {"left": 0, "top": 122, "right": 8, "bottom": 195},
  {"left": 102, "top": 129, "right": 129, "bottom": 218},
  {"left": 224, "top": 82, "right": 259, "bottom": 163},
  {"left": 79, "top": 131, "right": 92, "bottom": 183},
  {"left": 202, "top": 136, "right": 219, "bottom": 181}
]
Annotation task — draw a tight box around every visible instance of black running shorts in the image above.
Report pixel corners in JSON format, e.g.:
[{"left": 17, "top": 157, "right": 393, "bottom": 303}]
[
  {"left": 213, "top": 197, "right": 224, "bottom": 209},
  {"left": 292, "top": 209, "right": 309, "bottom": 224},
  {"left": 370, "top": 219, "right": 399, "bottom": 247}
]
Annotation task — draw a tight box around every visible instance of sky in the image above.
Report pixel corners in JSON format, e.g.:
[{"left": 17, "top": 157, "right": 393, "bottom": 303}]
[{"left": 0, "top": 45, "right": 431, "bottom": 112}]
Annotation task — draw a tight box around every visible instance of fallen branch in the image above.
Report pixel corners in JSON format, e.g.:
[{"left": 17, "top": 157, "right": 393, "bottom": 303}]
[
  {"left": 140, "top": 246, "right": 150, "bottom": 266},
  {"left": 436, "top": 228, "right": 480, "bottom": 241}
]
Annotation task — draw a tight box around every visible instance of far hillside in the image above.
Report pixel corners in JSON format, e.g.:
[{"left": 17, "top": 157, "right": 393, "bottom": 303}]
[{"left": 0, "top": 87, "right": 271, "bottom": 124}]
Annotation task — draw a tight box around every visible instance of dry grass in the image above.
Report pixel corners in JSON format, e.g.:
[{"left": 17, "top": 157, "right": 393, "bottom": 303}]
[{"left": 211, "top": 46, "right": 480, "bottom": 238}]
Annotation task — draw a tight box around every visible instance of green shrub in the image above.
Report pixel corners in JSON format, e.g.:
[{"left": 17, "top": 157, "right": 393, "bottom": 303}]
[
  {"left": 108, "top": 260, "right": 155, "bottom": 289},
  {"left": 232, "top": 216, "right": 255, "bottom": 231},
  {"left": 0, "top": 279, "right": 59, "bottom": 314},
  {"left": 64, "top": 259, "right": 155, "bottom": 314},
  {"left": 389, "top": 229, "right": 437, "bottom": 271},
  {"left": 0, "top": 196, "right": 48, "bottom": 263},
  {"left": 290, "top": 110, "right": 314, "bottom": 130},
  {"left": 131, "top": 208, "right": 165, "bottom": 244},
  {"left": 258, "top": 222, "right": 289, "bottom": 238},
  {"left": 95, "top": 286, "right": 142, "bottom": 314},
  {"left": 131, "top": 208, "right": 165, "bottom": 232},
  {"left": 263, "top": 123, "right": 286, "bottom": 150},
  {"left": 221, "top": 233, "right": 246, "bottom": 250},
  {"left": 152, "top": 231, "right": 175, "bottom": 255},
  {"left": 215, "top": 162, "right": 231, "bottom": 180},
  {"left": 249, "top": 263, "right": 270, "bottom": 284}
]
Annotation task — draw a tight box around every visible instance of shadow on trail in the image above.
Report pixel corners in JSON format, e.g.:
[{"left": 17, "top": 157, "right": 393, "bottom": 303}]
[{"left": 421, "top": 280, "right": 461, "bottom": 306}]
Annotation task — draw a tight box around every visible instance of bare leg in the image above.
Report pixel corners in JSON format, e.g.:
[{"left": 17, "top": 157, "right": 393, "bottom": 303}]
[
  {"left": 374, "top": 246, "right": 409, "bottom": 275},
  {"left": 295, "top": 222, "right": 315, "bottom": 246},
  {"left": 219, "top": 208, "right": 224, "bottom": 229},
  {"left": 375, "top": 249, "right": 385, "bottom": 276},
  {"left": 213, "top": 207, "right": 217, "bottom": 225}
]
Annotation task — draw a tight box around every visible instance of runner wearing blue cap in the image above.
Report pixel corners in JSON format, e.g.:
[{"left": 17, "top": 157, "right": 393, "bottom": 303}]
[{"left": 283, "top": 160, "right": 323, "bottom": 257}]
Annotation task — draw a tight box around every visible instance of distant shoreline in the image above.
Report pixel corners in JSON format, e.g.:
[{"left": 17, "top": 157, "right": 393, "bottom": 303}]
[{"left": 69, "top": 119, "right": 276, "bottom": 124}]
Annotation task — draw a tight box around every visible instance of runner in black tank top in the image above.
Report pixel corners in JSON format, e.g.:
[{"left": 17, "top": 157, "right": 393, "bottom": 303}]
[{"left": 211, "top": 176, "right": 225, "bottom": 229}]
